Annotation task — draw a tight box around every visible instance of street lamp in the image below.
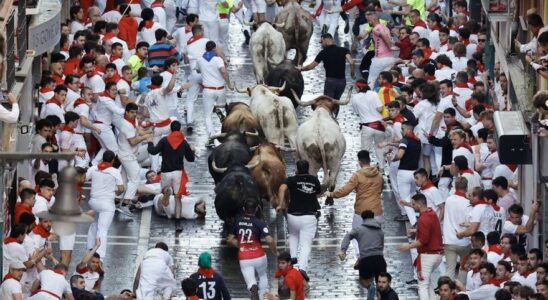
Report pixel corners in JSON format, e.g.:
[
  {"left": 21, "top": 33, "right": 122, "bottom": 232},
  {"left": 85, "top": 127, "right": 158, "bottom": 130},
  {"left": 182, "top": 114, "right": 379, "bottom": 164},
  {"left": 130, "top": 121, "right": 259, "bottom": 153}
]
[{"left": 36, "top": 166, "right": 93, "bottom": 235}]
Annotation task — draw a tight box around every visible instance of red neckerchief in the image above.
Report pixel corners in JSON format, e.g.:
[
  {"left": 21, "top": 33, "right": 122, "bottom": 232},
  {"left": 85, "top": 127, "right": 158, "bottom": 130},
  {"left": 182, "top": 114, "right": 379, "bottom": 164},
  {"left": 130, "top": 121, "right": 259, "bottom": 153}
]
[
  {"left": 184, "top": 25, "right": 192, "bottom": 34},
  {"left": 60, "top": 47, "right": 69, "bottom": 52},
  {"left": 53, "top": 269, "right": 64, "bottom": 276},
  {"left": 106, "top": 73, "right": 121, "bottom": 84},
  {"left": 393, "top": 114, "right": 406, "bottom": 123},
  {"left": 461, "top": 38, "right": 470, "bottom": 46},
  {"left": 472, "top": 199, "right": 489, "bottom": 207},
  {"left": 124, "top": 115, "right": 136, "bottom": 128},
  {"left": 445, "top": 91, "right": 461, "bottom": 97},
  {"left": 426, "top": 75, "right": 436, "bottom": 81},
  {"left": 454, "top": 191, "right": 467, "bottom": 198},
  {"left": 87, "top": 69, "right": 100, "bottom": 79},
  {"left": 52, "top": 74, "right": 65, "bottom": 86},
  {"left": 491, "top": 202, "right": 501, "bottom": 211},
  {"left": 40, "top": 87, "right": 53, "bottom": 94},
  {"left": 122, "top": 77, "right": 132, "bottom": 86},
  {"left": 440, "top": 40, "right": 448, "bottom": 46},
  {"left": 144, "top": 20, "right": 154, "bottom": 29},
  {"left": 73, "top": 98, "right": 87, "bottom": 108},
  {"left": 422, "top": 47, "right": 433, "bottom": 59},
  {"left": 38, "top": 192, "right": 52, "bottom": 201},
  {"left": 46, "top": 97, "right": 62, "bottom": 107},
  {"left": 100, "top": 91, "right": 115, "bottom": 100},
  {"left": 166, "top": 131, "right": 185, "bottom": 150},
  {"left": 458, "top": 142, "right": 473, "bottom": 153},
  {"left": 485, "top": 278, "right": 500, "bottom": 286},
  {"left": 147, "top": 84, "right": 161, "bottom": 90},
  {"left": 462, "top": 10, "right": 470, "bottom": 16},
  {"left": 186, "top": 296, "right": 199, "bottom": 300},
  {"left": 420, "top": 180, "right": 435, "bottom": 190},
  {"left": 62, "top": 125, "right": 74, "bottom": 133},
  {"left": 103, "top": 32, "right": 115, "bottom": 41},
  {"left": 460, "top": 168, "right": 474, "bottom": 175},
  {"left": 477, "top": 63, "right": 485, "bottom": 73},
  {"left": 275, "top": 265, "right": 294, "bottom": 278},
  {"left": 3, "top": 274, "right": 20, "bottom": 281},
  {"left": 98, "top": 162, "right": 113, "bottom": 171},
  {"left": 430, "top": 25, "right": 441, "bottom": 31},
  {"left": 381, "top": 82, "right": 393, "bottom": 89},
  {"left": 404, "top": 132, "right": 421, "bottom": 142},
  {"left": 152, "top": 175, "right": 161, "bottom": 183},
  {"left": 197, "top": 267, "right": 215, "bottom": 278},
  {"left": 32, "top": 224, "right": 51, "bottom": 238},
  {"left": 151, "top": 0, "right": 165, "bottom": 8},
  {"left": 488, "top": 244, "right": 503, "bottom": 255},
  {"left": 471, "top": 266, "right": 480, "bottom": 274},
  {"left": 4, "top": 237, "right": 21, "bottom": 244},
  {"left": 468, "top": 77, "right": 477, "bottom": 85},
  {"left": 187, "top": 34, "right": 202, "bottom": 45},
  {"left": 76, "top": 183, "right": 83, "bottom": 196},
  {"left": 110, "top": 54, "right": 121, "bottom": 63},
  {"left": 520, "top": 270, "right": 532, "bottom": 277},
  {"left": 507, "top": 164, "right": 517, "bottom": 172},
  {"left": 455, "top": 83, "right": 469, "bottom": 89},
  {"left": 414, "top": 20, "right": 427, "bottom": 28}
]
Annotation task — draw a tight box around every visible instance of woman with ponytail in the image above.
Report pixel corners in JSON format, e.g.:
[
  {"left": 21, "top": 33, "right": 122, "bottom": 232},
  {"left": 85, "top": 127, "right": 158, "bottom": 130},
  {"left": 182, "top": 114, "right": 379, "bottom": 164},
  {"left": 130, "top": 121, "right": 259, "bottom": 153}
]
[{"left": 138, "top": 8, "right": 165, "bottom": 46}]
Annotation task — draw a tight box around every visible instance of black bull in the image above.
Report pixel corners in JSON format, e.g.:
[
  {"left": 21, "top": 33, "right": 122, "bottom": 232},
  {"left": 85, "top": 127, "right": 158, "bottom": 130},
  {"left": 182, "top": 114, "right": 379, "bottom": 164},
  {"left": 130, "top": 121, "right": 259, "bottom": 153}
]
[
  {"left": 207, "top": 133, "right": 253, "bottom": 184},
  {"left": 265, "top": 60, "right": 304, "bottom": 108}
]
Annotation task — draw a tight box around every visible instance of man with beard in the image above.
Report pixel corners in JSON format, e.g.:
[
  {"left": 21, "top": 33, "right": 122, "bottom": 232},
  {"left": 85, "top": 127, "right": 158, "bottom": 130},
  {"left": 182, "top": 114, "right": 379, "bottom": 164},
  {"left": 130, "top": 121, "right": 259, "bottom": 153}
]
[{"left": 377, "top": 272, "right": 399, "bottom": 300}]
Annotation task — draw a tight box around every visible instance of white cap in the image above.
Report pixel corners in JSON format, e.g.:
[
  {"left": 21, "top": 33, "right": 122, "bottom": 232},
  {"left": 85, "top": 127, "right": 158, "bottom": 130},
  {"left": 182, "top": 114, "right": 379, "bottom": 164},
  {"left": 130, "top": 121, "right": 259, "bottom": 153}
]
[{"left": 9, "top": 261, "right": 26, "bottom": 270}]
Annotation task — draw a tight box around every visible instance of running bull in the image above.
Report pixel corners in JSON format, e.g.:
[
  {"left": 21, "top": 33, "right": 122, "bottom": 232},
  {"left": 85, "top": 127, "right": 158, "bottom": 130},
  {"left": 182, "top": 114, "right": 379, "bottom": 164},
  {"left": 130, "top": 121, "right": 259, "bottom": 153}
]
[
  {"left": 274, "top": 0, "right": 314, "bottom": 66},
  {"left": 249, "top": 21, "right": 286, "bottom": 84},
  {"left": 291, "top": 87, "right": 353, "bottom": 204},
  {"left": 221, "top": 102, "right": 265, "bottom": 146},
  {"left": 208, "top": 132, "right": 255, "bottom": 185},
  {"left": 249, "top": 143, "right": 287, "bottom": 208},
  {"left": 265, "top": 60, "right": 305, "bottom": 108},
  {"left": 236, "top": 82, "right": 298, "bottom": 151}
]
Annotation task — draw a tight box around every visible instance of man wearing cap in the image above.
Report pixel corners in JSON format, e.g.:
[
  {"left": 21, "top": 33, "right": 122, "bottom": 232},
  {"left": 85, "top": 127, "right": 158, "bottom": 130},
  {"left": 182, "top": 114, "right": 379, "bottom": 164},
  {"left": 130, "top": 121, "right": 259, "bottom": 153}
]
[
  {"left": 1, "top": 261, "right": 26, "bottom": 300},
  {"left": 189, "top": 252, "right": 231, "bottom": 300}
]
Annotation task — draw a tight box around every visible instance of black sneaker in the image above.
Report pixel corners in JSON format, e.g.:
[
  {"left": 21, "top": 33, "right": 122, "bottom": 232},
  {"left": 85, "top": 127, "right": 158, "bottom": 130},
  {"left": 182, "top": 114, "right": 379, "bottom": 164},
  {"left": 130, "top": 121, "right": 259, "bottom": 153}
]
[
  {"left": 250, "top": 284, "right": 259, "bottom": 300},
  {"left": 406, "top": 279, "right": 418, "bottom": 285},
  {"left": 324, "top": 197, "right": 334, "bottom": 206},
  {"left": 244, "top": 30, "right": 251, "bottom": 45},
  {"left": 186, "top": 126, "right": 193, "bottom": 135},
  {"left": 394, "top": 215, "right": 409, "bottom": 222},
  {"left": 344, "top": 19, "right": 350, "bottom": 34},
  {"left": 205, "top": 139, "right": 215, "bottom": 148},
  {"left": 215, "top": 109, "right": 226, "bottom": 122},
  {"left": 175, "top": 219, "right": 183, "bottom": 233}
]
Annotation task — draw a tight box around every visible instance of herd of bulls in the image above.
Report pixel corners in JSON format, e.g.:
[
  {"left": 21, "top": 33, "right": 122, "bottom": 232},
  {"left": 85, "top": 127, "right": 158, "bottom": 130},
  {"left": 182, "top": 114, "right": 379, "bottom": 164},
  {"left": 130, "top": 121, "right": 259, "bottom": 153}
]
[{"left": 208, "top": 81, "right": 354, "bottom": 230}]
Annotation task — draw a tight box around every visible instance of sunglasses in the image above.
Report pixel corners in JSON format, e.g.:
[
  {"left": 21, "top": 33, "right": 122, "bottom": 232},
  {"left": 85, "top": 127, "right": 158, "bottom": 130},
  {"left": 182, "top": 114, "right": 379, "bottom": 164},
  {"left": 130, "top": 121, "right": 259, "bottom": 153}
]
[{"left": 478, "top": 39, "right": 486, "bottom": 42}]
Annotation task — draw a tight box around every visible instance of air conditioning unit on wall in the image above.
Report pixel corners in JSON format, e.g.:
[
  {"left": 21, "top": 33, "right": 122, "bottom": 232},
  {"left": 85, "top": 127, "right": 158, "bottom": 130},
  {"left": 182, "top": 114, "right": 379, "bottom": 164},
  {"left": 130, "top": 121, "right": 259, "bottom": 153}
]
[{"left": 494, "top": 111, "right": 532, "bottom": 164}]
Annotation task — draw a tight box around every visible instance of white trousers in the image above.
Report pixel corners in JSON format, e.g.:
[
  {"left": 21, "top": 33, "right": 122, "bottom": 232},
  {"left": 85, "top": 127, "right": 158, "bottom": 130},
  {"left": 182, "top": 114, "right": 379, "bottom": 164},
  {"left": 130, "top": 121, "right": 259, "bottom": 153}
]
[
  {"left": 218, "top": 19, "right": 229, "bottom": 48},
  {"left": 119, "top": 155, "right": 140, "bottom": 200},
  {"left": 251, "top": 0, "right": 267, "bottom": 13},
  {"left": 287, "top": 214, "right": 317, "bottom": 272},
  {"left": 417, "top": 254, "right": 443, "bottom": 300},
  {"left": 151, "top": 123, "right": 172, "bottom": 172},
  {"left": 240, "top": 255, "right": 269, "bottom": 297},
  {"left": 161, "top": 170, "right": 182, "bottom": 196},
  {"left": 203, "top": 19, "right": 220, "bottom": 44},
  {"left": 438, "top": 177, "right": 451, "bottom": 200},
  {"left": 87, "top": 199, "right": 115, "bottom": 259},
  {"left": 203, "top": 88, "right": 226, "bottom": 137},
  {"left": 92, "top": 123, "right": 119, "bottom": 165},
  {"left": 186, "top": 72, "right": 203, "bottom": 125},
  {"left": 318, "top": 12, "right": 340, "bottom": 37},
  {"left": 389, "top": 161, "right": 401, "bottom": 201},
  {"left": 368, "top": 56, "right": 398, "bottom": 88},
  {"left": 59, "top": 232, "right": 76, "bottom": 251},
  {"left": 136, "top": 259, "right": 176, "bottom": 300},
  {"left": 360, "top": 126, "right": 386, "bottom": 170},
  {"left": 397, "top": 169, "right": 417, "bottom": 226}
]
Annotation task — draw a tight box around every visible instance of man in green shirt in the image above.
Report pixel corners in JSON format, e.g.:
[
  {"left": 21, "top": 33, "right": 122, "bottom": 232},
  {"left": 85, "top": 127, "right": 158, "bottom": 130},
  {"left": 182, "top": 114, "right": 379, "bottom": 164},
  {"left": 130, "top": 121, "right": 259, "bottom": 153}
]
[{"left": 127, "top": 41, "right": 159, "bottom": 81}]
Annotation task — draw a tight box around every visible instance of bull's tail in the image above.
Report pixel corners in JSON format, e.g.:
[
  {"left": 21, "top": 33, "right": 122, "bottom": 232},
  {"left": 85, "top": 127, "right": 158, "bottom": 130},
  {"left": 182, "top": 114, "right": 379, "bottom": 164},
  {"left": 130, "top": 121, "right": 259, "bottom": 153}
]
[
  {"left": 274, "top": 99, "right": 285, "bottom": 146},
  {"left": 316, "top": 124, "right": 329, "bottom": 191}
]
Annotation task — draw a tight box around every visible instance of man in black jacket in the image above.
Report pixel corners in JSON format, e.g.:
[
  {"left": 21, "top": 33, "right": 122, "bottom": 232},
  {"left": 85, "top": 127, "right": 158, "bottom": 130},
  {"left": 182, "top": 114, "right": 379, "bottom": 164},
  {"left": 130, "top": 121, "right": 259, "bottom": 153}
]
[
  {"left": 377, "top": 272, "right": 399, "bottom": 300},
  {"left": 147, "top": 120, "right": 196, "bottom": 231}
]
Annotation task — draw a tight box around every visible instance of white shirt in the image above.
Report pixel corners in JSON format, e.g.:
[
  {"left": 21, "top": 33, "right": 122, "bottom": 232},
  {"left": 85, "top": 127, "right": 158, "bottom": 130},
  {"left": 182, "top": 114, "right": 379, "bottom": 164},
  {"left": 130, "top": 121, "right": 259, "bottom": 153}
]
[
  {"left": 60, "top": 129, "right": 78, "bottom": 152},
  {"left": 74, "top": 265, "right": 101, "bottom": 291},
  {"left": 80, "top": 73, "right": 105, "bottom": 94},
  {"left": 502, "top": 215, "right": 532, "bottom": 248},
  {"left": 32, "top": 194, "right": 56, "bottom": 216},
  {"left": 198, "top": 0, "right": 220, "bottom": 22},
  {"left": 160, "top": 71, "right": 182, "bottom": 114},
  {"left": 466, "top": 270, "right": 482, "bottom": 291},
  {"left": 117, "top": 118, "right": 139, "bottom": 158},
  {"left": 412, "top": 26, "right": 429, "bottom": 39},
  {"left": 64, "top": 89, "right": 81, "bottom": 112},
  {"left": 2, "top": 241, "right": 28, "bottom": 276},
  {"left": 152, "top": 6, "right": 167, "bottom": 29},
  {"left": 102, "top": 10, "right": 122, "bottom": 23},
  {"left": 39, "top": 90, "right": 55, "bottom": 104},
  {"left": 143, "top": 248, "right": 174, "bottom": 268},
  {"left": 434, "top": 66, "right": 457, "bottom": 82},
  {"left": 469, "top": 203, "right": 494, "bottom": 235},
  {"left": 429, "top": 30, "right": 441, "bottom": 52},
  {"left": 420, "top": 185, "right": 444, "bottom": 216},
  {"left": 73, "top": 101, "right": 91, "bottom": 133},
  {"left": 138, "top": 22, "right": 165, "bottom": 46},
  {"left": 0, "top": 103, "right": 19, "bottom": 124},
  {"left": 143, "top": 88, "right": 171, "bottom": 122},
  {"left": 35, "top": 269, "right": 72, "bottom": 299},
  {"left": 196, "top": 56, "right": 226, "bottom": 87},
  {"left": 413, "top": 99, "right": 437, "bottom": 143},
  {"left": 39, "top": 102, "right": 65, "bottom": 123},
  {"left": 490, "top": 205, "right": 506, "bottom": 234},
  {"left": 487, "top": 250, "right": 504, "bottom": 266},
  {"left": 351, "top": 91, "right": 383, "bottom": 123},
  {"left": 443, "top": 193, "right": 471, "bottom": 246},
  {"left": 463, "top": 283, "right": 499, "bottom": 300},
  {"left": 111, "top": 57, "right": 126, "bottom": 75},
  {"left": 70, "top": 21, "right": 86, "bottom": 34},
  {"left": 1, "top": 278, "right": 22, "bottom": 300},
  {"left": 92, "top": 96, "right": 125, "bottom": 126},
  {"left": 186, "top": 38, "right": 210, "bottom": 74},
  {"left": 466, "top": 43, "right": 478, "bottom": 59},
  {"left": 451, "top": 56, "right": 468, "bottom": 72},
  {"left": 453, "top": 146, "right": 475, "bottom": 170},
  {"left": 111, "top": 37, "right": 131, "bottom": 62},
  {"left": 86, "top": 165, "right": 123, "bottom": 204},
  {"left": 480, "top": 151, "right": 500, "bottom": 185}
]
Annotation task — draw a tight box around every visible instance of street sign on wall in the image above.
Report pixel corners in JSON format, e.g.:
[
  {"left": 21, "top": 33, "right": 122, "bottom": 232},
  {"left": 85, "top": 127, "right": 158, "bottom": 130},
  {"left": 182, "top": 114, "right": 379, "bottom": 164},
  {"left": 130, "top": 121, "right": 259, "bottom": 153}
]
[{"left": 28, "top": 0, "right": 61, "bottom": 56}]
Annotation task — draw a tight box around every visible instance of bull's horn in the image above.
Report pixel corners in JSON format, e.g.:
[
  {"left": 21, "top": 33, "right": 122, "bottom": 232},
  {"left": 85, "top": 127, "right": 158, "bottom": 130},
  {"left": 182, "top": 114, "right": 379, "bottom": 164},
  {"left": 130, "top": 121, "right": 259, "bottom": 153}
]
[
  {"left": 290, "top": 89, "right": 316, "bottom": 106},
  {"left": 234, "top": 85, "right": 248, "bottom": 94},
  {"left": 210, "top": 132, "right": 227, "bottom": 140},
  {"left": 279, "top": 146, "right": 296, "bottom": 152},
  {"left": 245, "top": 156, "right": 261, "bottom": 169},
  {"left": 212, "top": 160, "right": 228, "bottom": 173},
  {"left": 249, "top": 146, "right": 258, "bottom": 151},
  {"left": 332, "top": 86, "right": 354, "bottom": 106},
  {"left": 273, "top": 22, "right": 285, "bottom": 28},
  {"left": 266, "top": 81, "right": 286, "bottom": 93},
  {"left": 244, "top": 130, "right": 259, "bottom": 137}
]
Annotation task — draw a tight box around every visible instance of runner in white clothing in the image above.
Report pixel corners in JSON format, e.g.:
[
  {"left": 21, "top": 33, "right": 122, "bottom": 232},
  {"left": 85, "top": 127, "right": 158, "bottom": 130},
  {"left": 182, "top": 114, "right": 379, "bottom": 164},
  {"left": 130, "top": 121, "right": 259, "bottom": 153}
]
[
  {"left": 160, "top": 57, "right": 192, "bottom": 120},
  {"left": 196, "top": 41, "right": 232, "bottom": 147},
  {"left": 151, "top": 187, "right": 206, "bottom": 219},
  {"left": 134, "top": 243, "right": 177, "bottom": 300},
  {"left": 29, "top": 265, "right": 74, "bottom": 300},
  {"left": 80, "top": 56, "right": 106, "bottom": 99},
  {"left": 185, "top": 24, "right": 210, "bottom": 133},
  {"left": 85, "top": 151, "right": 125, "bottom": 259}
]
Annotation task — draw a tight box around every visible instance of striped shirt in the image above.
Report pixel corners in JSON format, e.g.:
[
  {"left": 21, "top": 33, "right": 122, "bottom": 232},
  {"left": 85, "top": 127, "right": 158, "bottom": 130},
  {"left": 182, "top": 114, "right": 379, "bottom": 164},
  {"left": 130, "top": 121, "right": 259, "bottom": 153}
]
[{"left": 147, "top": 42, "right": 182, "bottom": 69}]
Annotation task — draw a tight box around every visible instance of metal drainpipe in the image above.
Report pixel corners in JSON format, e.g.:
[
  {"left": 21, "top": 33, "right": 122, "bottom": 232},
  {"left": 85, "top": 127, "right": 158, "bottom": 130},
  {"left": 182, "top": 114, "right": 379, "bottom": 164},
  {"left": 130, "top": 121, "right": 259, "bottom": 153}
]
[
  {"left": 0, "top": 163, "right": 4, "bottom": 276},
  {"left": 484, "top": 18, "right": 495, "bottom": 105}
]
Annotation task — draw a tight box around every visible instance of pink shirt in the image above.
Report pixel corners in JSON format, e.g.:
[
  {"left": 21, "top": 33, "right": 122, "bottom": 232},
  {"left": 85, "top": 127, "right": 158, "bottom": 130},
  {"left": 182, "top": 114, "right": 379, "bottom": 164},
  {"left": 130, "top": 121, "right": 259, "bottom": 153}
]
[{"left": 373, "top": 24, "right": 392, "bottom": 58}]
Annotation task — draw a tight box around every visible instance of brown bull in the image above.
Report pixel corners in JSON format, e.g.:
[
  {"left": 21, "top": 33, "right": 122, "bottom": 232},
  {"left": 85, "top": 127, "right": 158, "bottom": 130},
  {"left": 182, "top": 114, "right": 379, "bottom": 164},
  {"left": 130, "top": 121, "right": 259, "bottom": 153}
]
[
  {"left": 249, "top": 143, "right": 287, "bottom": 208},
  {"left": 221, "top": 103, "right": 265, "bottom": 146},
  {"left": 274, "top": 0, "right": 314, "bottom": 66}
]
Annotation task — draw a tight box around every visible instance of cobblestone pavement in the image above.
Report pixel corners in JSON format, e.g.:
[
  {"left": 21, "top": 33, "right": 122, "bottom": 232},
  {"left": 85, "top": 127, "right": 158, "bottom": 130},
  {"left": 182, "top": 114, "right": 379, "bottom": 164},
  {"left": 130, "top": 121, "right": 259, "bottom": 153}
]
[{"left": 58, "top": 15, "right": 419, "bottom": 300}]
